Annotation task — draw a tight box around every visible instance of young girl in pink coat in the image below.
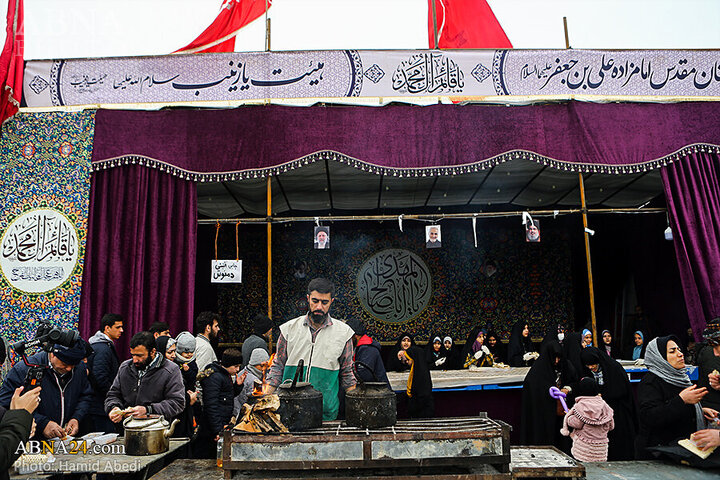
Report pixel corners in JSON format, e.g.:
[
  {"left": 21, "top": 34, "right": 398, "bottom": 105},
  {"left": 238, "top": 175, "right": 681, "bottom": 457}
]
[{"left": 561, "top": 377, "right": 615, "bottom": 462}]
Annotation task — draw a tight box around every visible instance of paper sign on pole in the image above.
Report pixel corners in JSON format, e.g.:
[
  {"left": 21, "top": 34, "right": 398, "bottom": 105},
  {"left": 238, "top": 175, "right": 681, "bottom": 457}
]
[{"left": 211, "top": 260, "right": 242, "bottom": 283}]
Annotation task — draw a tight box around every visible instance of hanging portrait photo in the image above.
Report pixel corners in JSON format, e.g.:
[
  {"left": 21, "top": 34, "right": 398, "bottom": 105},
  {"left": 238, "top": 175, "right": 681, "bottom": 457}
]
[
  {"left": 314, "top": 226, "right": 330, "bottom": 249},
  {"left": 480, "top": 259, "right": 499, "bottom": 278},
  {"left": 525, "top": 219, "right": 541, "bottom": 243},
  {"left": 426, "top": 225, "right": 442, "bottom": 249}
]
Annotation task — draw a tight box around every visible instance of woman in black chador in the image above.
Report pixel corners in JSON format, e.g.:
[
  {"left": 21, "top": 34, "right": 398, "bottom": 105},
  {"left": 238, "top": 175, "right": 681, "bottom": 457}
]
[
  {"left": 563, "top": 332, "right": 585, "bottom": 376},
  {"left": 521, "top": 341, "right": 579, "bottom": 451},
  {"left": 508, "top": 320, "right": 536, "bottom": 367},
  {"left": 385, "top": 333, "right": 416, "bottom": 372},
  {"left": 580, "top": 346, "right": 638, "bottom": 460},
  {"left": 426, "top": 336, "right": 449, "bottom": 370},
  {"left": 398, "top": 345, "right": 434, "bottom": 419}
]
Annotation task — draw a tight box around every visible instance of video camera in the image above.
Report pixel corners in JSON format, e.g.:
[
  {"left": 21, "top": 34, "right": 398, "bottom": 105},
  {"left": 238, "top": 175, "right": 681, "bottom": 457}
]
[{"left": 10, "top": 319, "right": 79, "bottom": 394}]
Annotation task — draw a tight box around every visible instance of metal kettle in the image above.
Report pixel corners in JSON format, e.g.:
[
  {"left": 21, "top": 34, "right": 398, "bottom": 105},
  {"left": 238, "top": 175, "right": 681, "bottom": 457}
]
[
  {"left": 123, "top": 414, "right": 180, "bottom": 456},
  {"left": 345, "top": 361, "right": 397, "bottom": 428},
  {"left": 276, "top": 359, "right": 323, "bottom": 431}
]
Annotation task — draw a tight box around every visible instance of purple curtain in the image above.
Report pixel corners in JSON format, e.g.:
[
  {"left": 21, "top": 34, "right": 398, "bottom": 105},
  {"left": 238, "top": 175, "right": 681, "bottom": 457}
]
[
  {"left": 91, "top": 102, "right": 720, "bottom": 176},
  {"left": 661, "top": 152, "right": 720, "bottom": 340},
  {"left": 79, "top": 165, "right": 197, "bottom": 357}
]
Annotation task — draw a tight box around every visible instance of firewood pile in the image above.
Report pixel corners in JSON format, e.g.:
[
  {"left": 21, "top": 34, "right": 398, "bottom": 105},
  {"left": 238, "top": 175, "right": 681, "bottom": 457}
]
[{"left": 233, "top": 393, "right": 288, "bottom": 433}]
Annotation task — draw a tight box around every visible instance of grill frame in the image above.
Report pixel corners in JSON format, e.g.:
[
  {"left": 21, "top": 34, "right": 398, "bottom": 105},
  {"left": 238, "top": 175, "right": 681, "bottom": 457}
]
[{"left": 223, "top": 417, "right": 511, "bottom": 473}]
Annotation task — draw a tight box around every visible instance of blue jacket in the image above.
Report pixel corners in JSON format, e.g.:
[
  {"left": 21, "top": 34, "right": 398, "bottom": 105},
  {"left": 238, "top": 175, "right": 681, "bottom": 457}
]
[
  {"left": 87, "top": 331, "right": 120, "bottom": 416},
  {"left": 354, "top": 335, "right": 390, "bottom": 386},
  {"left": 0, "top": 352, "right": 93, "bottom": 437}
]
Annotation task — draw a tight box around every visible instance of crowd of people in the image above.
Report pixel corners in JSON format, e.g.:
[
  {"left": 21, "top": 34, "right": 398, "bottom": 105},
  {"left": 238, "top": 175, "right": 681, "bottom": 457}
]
[{"left": 0, "top": 281, "right": 719, "bottom": 467}]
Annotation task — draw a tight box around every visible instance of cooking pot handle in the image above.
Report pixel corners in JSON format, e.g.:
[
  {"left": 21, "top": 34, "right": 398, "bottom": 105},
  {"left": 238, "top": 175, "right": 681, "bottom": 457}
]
[
  {"left": 291, "top": 359, "right": 305, "bottom": 388},
  {"left": 353, "top": 361, "right": 380, "bottom": 383},
  {"left": 164, "top": 418, "right": 180, "bottom": 439}
]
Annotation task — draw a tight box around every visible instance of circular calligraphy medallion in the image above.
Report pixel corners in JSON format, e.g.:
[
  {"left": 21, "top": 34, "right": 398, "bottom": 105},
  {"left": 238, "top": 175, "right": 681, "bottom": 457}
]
[
  {"left": 357, "top": 249, "right": 432, "bottom": 324},
  {"left": 0, "top": 208, "right": 79, "bottom": 294}
]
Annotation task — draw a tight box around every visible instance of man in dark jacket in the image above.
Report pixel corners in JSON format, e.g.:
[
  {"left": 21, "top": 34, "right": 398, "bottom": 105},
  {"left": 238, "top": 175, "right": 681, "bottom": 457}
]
[
  {"left": 105, "top": 332, "right": 185, "bottom": 422},
  {"left": 345, "top": 319, "right": 389, "bottom": 386},
  {"left": 0, "top": 340, "right": 94, "bottom": 439},
  {"left": 241, "top": 314, "right": 273, "bottom": 368},
  {"left": 197, "top": 349, "right": 242, "bottom": 443},
  {"left": 86, "top": 313, "right": 123, "bottom": 433}
]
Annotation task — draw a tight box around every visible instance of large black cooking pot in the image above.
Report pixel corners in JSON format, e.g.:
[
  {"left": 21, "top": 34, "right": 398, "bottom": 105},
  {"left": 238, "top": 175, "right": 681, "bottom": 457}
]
[
  {"left": 345, "top": 361, "right": 396, "bottom": 428},
  {"left": 276, "top": 359, "right": 323, "bottom": 431}
]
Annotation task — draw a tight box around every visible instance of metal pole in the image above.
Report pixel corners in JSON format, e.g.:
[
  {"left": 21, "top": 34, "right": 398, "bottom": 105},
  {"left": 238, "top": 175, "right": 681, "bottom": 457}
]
[
  {"left": 578, "top": 173, "right": 598, "bottom": 347},
  {"left": 563, "top": 16, "right": 570, "bottom": 49},
  {"left": 266, "top": 176, "right": 273, "bottom": 351},
  {"left": 431, "top": 0, "right": 439, "bottom": 49},
  {"left": 265, "top": 0, "right": 271, "bottom": 51},
  {"left": 197, "top": 207, "right": 667, "bottom": 225}
]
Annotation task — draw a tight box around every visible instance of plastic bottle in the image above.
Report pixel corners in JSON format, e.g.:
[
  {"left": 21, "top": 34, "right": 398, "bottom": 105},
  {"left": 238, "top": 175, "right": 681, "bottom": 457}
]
[{"left": 216, "top": 436, "right": 223, "bottom": 468}]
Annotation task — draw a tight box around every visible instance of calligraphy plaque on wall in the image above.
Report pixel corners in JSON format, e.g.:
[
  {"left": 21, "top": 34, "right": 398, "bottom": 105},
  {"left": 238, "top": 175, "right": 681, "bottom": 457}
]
[
  {"left": 1, "top": 209, "right": 79, "bottom": 293},
  {"left": 357, "top": 249, "right": 432, "bottom": 324}
]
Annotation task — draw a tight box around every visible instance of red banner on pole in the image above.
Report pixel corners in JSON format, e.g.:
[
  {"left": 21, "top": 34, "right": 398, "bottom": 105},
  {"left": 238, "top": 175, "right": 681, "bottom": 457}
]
[
  {"left": 0, "top": 0, "right": 23, "bottom": 123},
  {"left": 428, "top": 0, "right": 512, "bottom": 49},
  {"left": 175, "top": 0, "right": 271, "bottom": 54}
]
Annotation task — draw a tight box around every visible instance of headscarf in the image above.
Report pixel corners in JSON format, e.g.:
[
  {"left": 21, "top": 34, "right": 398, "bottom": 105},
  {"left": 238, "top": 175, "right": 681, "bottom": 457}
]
[
  {"left": 580, "top": 347, "right": 605, "bottom": 386},
  {"left": 582, "top": 329, "right": 592, "bottom": 345},
  {"left": 155, "top": 335, "right": 176, "bottom": 357},
  {"left": 508, "top": 320, "right": 534, "bottom": 366},
  {"left": 633, "top": 330, "right": 644, "bottom": 360},
  {"left": 471, "top": 329, "right": 486, "bottom": 354},
  {"left": 644, "top": 336, "right": 704, "bottom": 431},
  {"left": 601, "top": 329, "right": 613, "bottom": 356}
]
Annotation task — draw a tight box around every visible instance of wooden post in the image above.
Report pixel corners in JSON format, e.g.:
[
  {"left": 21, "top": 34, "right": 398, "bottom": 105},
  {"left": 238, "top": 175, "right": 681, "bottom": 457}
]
[
  {"left": 266, "top": 176, "right": 273, "bottom": 351},
  {"left": 579, "top": 173, "right": 598, "bottom": 347}
]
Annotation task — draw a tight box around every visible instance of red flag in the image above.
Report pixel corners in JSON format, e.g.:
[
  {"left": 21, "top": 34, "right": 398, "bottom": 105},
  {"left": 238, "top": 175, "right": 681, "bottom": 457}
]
[
  {"left": 175, "top": 0, "right": 271, "bottom": 54},
  {"left": 0, "top": 0, "right": 24, "bottom": 123},
  {"left": 428, "top": 0, "right": 512, "bottom": 49}
]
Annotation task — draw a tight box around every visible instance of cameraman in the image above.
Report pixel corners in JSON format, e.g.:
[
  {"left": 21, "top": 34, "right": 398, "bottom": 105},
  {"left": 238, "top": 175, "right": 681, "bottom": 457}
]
[{"left": 0, "top": 340, "right": 93, "bottom": 439}]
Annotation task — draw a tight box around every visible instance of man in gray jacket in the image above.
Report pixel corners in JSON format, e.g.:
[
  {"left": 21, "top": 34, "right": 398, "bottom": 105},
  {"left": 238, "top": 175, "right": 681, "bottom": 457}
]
[{"left": 105, "top": 332, "right": 185, "bottom": 422}]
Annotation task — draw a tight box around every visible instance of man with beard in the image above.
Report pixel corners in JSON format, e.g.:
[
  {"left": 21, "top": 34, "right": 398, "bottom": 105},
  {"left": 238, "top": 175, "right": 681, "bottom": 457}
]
[
  {"left": 105, "top": 332, "right": 185, "bottom": 423},
  {"left": 0, "top": 339, "right": 93, "bottom": 439},
  {"left": 266, "top": 278, "right": 356, "bottom": 420},
  {"left": 195, "top": 311, "right": 221, "bottom": 371}
]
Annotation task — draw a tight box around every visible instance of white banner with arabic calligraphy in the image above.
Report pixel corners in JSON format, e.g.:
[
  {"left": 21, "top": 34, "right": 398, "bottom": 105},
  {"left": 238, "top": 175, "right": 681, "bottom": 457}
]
[
  {"left": 1, "top": 209, "right": 79, "bottom": 294},
  {"left": 22, "top": 49, "right": 720, "bottom": 107}
]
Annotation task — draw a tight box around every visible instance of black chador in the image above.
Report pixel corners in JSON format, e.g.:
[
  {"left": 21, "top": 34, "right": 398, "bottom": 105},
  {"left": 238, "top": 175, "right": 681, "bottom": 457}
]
[{"left": 520, "top": 341, "right": 578, "bottom": 451}]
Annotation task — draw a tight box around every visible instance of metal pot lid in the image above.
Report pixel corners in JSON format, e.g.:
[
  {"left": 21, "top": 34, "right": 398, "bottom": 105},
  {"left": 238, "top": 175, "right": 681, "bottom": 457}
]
[
  {"left": 124, "top": 414, "right": 167, "bottom": 430},
  {"left": 278, "top": 381, "right": 313, "bottom": 389}
]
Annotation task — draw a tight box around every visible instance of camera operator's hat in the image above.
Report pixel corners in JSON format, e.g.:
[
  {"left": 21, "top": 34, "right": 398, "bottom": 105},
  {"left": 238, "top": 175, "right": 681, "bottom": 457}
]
[
  {"left": 703, "top": 317, "right": 720, "bottom": 344},
  {"left": 53, "top": 339, "right": 88, "bottom": 365}
]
